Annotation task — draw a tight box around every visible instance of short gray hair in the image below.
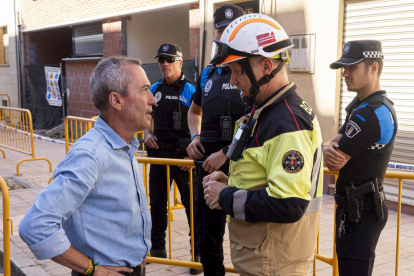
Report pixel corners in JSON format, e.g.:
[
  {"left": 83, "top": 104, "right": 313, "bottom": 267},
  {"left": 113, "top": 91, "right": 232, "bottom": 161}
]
[{"left": 90, "top": 56, "right": 142, "bottom": 112}]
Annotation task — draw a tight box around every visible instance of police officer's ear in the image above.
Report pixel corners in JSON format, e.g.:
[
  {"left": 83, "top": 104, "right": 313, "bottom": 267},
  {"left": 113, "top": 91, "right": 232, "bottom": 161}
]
[
  {"left": 178, "top": 59, "right": 183, "bottom": 68},
  {"left": 370, "top": 62, "right": 379, "bottom": 76},
  {"left": 108, "top": 91, "right": 123, "bottom": 111}
]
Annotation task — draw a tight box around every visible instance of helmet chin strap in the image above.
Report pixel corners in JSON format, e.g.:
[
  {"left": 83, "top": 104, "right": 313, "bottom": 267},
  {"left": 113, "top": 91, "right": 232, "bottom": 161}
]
[{"left": 239, "top": 58, "right": 285, "bottom": 106}]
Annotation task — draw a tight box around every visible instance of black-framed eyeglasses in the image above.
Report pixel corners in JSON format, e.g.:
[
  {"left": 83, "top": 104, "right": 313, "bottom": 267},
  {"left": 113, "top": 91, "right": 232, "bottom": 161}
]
[{"left": 158, "top": 57, "right": 181, "bottom": 63}]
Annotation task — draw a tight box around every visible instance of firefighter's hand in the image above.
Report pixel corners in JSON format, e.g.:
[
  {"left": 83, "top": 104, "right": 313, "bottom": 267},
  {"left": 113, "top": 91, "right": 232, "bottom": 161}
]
[
  {"left": 202, "top": 150, "right": 227, "bottom": 174},
  {"left": 203, "top": 171, "right": 228, "bottom": 186},
  {"left": 187, "top": 136, "right": 205, "bottom": 159},
  {"left": 202, "top": 180, "right": 227, "bottom": 210},
  {"left": 144, "top": 132, "right": 159, "bottom": 149}
]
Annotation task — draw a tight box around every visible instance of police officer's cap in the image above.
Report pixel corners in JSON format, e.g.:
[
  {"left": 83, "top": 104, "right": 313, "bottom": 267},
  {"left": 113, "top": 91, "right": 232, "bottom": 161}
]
[
  {"left": 330, "top": 40, "right": 384, "bottom": 69},
  {"left": 155, "top": 43, "right": 183, "bottom": 58},
  {"left": 213, "top": 4, "right": 245, "bottom": 29}
]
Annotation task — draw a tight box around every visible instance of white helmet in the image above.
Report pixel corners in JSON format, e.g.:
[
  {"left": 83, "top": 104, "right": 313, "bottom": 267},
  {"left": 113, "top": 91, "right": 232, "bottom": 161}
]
[{"left": 211, "top": 14, "right": 293, "bottom": 66}]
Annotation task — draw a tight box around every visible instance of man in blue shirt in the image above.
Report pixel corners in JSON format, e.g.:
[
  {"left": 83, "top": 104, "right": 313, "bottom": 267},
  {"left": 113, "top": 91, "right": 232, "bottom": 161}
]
[{"left": 19, "top": 56, "right": 155, "bottom": 276}]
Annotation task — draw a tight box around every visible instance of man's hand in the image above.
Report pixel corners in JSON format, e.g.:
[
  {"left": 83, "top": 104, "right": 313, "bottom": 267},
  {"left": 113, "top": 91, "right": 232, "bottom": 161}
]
[
  {"left": 179, "top": 157, "right": 195, "bottom": 172},
  {"left": 95, "top": 265, "right": 134, "bottom": 275},
  {"left": 202, "top": 180, "right": 228, "bottom": 209},
  {"left": 323, "top": 142, "right": 346, "bottom": 170},
  {"left": 187, "top": 136, "right": 205, "bottom": 159},
  {"left": 144, "top": 132, "right": 159, "bottom": 149},
  {"left": 202, "top": 171, "right": 229, "bottom": 185},
  {"left": 202, "top": 150, "right": 228, "bottom": 173}
]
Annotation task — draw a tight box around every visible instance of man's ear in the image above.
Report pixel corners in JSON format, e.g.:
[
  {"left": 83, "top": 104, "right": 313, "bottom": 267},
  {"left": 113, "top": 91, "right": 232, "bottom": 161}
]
[
  {"left": 262, "top": 58, "right": 274, "bottom": 75},
  {"left": 371, "top": 62, "right": 379, "bottom": 76},
  {"left": 108, "top": 92, "right": 123, "bottom": 111}
]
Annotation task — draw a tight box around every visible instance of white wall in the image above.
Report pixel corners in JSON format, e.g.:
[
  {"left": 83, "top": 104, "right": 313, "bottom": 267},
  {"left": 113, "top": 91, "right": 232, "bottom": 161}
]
[
  {"left": 0, "top": 0, "right": 20, "bottom": 107},
  {"left": 127, "top": 5, "right": 190, "bottom": 64},
  {"left": 273, "top": 0, "right": 343, "bottom": 141}
]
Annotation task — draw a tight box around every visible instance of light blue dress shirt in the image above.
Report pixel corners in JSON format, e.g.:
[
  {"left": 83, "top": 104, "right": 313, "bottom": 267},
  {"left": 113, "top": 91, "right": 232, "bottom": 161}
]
[{"left": 19, "top": 116, "right": 151, "bottom": 267}]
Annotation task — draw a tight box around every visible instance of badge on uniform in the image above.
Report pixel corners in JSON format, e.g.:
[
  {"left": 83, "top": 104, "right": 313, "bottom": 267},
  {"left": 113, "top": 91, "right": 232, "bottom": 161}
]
[
  {"left": 204, "top": 80, "right": 212, "bottom": 97},
  {"left": 345, "top": 120, "right": 361, "bottom": 138},
  {"left": 282, "top": 150, "right": 304, "bottom": 173}
]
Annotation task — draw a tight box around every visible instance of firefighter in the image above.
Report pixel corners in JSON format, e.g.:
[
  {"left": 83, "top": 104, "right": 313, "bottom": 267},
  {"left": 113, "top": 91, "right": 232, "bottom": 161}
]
[{"left": 202, "top": 14, "right": 323, "bottom": 276}]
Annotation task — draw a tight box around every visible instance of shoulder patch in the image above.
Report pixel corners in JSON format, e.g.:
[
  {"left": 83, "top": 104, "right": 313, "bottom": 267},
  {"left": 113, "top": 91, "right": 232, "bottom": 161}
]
[
  {"left": 300, "top": 100, "right": 313, "bottom": 115},
  {"left": 282, "top": 150, "right": 304, "bottom": 173},
  {"left": 345, "top": 120, "right": 361, "bottom": 138}
]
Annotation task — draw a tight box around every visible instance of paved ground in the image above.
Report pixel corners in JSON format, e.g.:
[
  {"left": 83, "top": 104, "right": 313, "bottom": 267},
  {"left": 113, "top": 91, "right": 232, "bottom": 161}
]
[{"left": 0, "top": 138, "right": 414, "bottom": 276}]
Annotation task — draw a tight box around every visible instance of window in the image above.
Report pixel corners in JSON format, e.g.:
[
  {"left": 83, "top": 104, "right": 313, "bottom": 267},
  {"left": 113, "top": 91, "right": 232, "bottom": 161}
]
[
  {"left": 73, "top": 23, "right": 103, "bottom": 57},
  {"left": 0, "top": 26, "right": 8, "bottom": 65}
]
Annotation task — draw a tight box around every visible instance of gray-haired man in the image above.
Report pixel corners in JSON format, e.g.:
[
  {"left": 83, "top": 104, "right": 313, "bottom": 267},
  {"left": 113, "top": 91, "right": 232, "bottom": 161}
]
[{"left": 19, "top": 56, "right": 155, "bottom": 276}]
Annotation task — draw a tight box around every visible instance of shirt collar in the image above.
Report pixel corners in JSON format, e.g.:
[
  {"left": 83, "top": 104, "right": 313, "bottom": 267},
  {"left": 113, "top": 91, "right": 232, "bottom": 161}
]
[
  {"left": 161, "top": 73, "right": 185, "bottom": 85},
  {"left": 94, "top": 116, "right": 139, "bottom": 155}
]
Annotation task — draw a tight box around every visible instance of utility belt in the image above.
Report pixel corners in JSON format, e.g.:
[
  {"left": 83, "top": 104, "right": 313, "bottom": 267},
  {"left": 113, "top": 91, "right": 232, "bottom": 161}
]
[
  {"left": 156, "top": 137, "right": 190, "bottom": 154},
  {"left": 335, "top": 179, "right": 386, "bottom": 224}
]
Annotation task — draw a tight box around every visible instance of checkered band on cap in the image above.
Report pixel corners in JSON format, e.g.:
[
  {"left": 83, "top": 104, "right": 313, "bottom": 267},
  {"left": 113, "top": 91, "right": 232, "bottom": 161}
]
[
  {"left": 363, "top": 51, "right": 384, "bottom": 59},
  {"left": 368, "top": 143, "right": 386, "bottom": 150}
]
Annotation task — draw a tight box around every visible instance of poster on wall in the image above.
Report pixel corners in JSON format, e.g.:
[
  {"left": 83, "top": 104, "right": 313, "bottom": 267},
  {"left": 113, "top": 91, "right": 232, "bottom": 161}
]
[{"left": 44, "top": 66, "right": 62, "bottom": 106}]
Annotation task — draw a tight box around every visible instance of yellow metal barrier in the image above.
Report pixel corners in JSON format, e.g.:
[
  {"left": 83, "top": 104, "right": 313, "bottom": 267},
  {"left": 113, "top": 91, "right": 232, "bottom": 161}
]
[
  {"left": 0, "top": 106, "right": 53, "bottom": 176},
  {"left": 315, "top": 168, "right": 414, "bottom": 276},
  {"left": 136, "top": 157, "right": 238, "bottom": 273},
  {"left": 65, "top": 116, "right": 96, "bottom": 154},
  {"left": 0, "top": 176, "right": 13, "bottom": 276}
]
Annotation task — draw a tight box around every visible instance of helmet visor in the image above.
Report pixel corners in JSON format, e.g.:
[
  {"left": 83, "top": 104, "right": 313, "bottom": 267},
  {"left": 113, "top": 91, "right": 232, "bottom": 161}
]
[
  {"left": 210, "top": 40, "right": 228, "bottom": 65},
  {"left": 210, "top": 39, "right": 256, "bottom": 66}
]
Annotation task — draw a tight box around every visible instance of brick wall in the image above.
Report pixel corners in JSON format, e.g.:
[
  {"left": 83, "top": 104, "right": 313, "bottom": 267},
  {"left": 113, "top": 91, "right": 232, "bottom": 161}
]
[
  {"left": 103, "top": 19, "right": 123, "bottom": 58},
  {"left": 65, "top": 61, "right": 99, "bottom": 118},
  {"left": 21, "top": 0, "right": 193, "bottom": 31},
  {"left": 23, "top": 27, "right": 72, "bottom": 65},
  {"left": 189, "top": 3, "right": 200, "bottom": 63}
]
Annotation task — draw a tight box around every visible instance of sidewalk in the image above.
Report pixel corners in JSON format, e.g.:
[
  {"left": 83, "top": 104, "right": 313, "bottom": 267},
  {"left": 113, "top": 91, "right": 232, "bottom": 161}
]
[{"left": 1, "top": 138, "right": 414, "bottom": 276}]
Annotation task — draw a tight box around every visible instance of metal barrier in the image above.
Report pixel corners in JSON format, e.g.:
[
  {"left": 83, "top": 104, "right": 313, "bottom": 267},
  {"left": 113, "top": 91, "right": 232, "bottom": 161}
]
[
  {"left": 65, "top": 116, "right": 96, "bottom": 154},
  {"left": 0, "top": 176, "right": 13, "bottom": 276},
  {"left": 314, "top": 168, "right": 414, "bottom": 276},
  {"left": 136, "top": 157, "right": 238, "bottom": 273},
  {"left": 0, "top": 106, "right": 53, "bottom": 176}
]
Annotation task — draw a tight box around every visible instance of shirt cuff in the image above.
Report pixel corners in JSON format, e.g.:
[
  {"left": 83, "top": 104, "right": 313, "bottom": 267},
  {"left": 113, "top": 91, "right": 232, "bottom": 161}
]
[{"left": 28, "top": 228, "right": 71, "bottom": 260}]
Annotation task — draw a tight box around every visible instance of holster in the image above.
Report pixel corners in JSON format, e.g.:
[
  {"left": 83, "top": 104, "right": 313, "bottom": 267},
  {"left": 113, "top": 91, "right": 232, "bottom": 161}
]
[{"left": 335, "top": 179, "right": 386, "bottom": 223}]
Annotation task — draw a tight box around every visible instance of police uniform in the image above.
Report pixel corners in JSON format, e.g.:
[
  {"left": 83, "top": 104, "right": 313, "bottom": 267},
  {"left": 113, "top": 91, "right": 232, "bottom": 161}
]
[
  {"left": 330, "top": 40, "right": 397, "bottom": 276},
  {"left": 218, "top": 83, "right": 323, "bottom": 276},
  {"left": 192, "top": 65, "right": 246, "bottom": 275},
  {"left": 148, "top": 43, "right": 198, "bottom": 256}
]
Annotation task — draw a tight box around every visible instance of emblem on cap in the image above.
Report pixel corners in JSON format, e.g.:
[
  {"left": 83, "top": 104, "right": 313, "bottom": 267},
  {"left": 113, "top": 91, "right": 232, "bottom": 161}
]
[
  {"left": 162, "top": 44, "right": 169, "bottom": 52},
  {"left": 225, "top": 8, "right": 233, "bottom": 19},
  {"left": 282, "top": 150, "right": 304, "bottom": 173},
  {"left": 343, "top": 43, "right": 351, "bottom": 54},
  {"left": 204, "top": 80, "right": 213, "bottom": 93}
]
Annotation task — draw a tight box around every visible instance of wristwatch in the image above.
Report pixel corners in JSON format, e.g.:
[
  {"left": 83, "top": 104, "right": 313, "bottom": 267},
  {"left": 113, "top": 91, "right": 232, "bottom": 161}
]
[{"left": 222, "top": 146, "right": 229, "bottom": 155}]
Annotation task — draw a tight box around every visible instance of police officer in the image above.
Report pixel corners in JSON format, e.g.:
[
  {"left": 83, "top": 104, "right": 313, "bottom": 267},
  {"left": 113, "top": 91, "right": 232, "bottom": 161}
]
[
  {"left": 186, "top": 4, "right": 246, "bottom": 276},
  {"left": 324, "top": 40, "right": 396, "bottom": 276},
  {"left": 202, "top": 14, "right": 323, "bottom": 276},
  {"left": 144, "top": 43, "right": 200, "bottom": 274}
]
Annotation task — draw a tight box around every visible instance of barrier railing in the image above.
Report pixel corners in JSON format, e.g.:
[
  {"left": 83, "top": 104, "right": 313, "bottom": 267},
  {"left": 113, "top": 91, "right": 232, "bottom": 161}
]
[
  {"left": 314, "top": 168, "right": 414, "bottom": 276},
  {"left": 136, "top": 157, "right": 237, "bottom": 273},
  {"left": 0, "top": 176, "right": 13, "bottom": 276},
  {"left": 65, "top": 116, "right": 96, "bottom": 154},
  {"left": 0, "top": 106, "right": 53, "bottom": 176}
]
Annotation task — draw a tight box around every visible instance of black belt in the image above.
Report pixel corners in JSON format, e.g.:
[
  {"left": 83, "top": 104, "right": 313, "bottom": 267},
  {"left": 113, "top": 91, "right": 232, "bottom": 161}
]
[
  {"left": 335, "top": 190, "right": 385, "bottom": 209},
  {"left": 72, "top": 263, "right": 145, "bottom": 276},
  {"left": 120, "top": 263, "right": 145, "bottom": 276},
  {"left": 157, "top": 142, "right": 180, "bottom": 154}
]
